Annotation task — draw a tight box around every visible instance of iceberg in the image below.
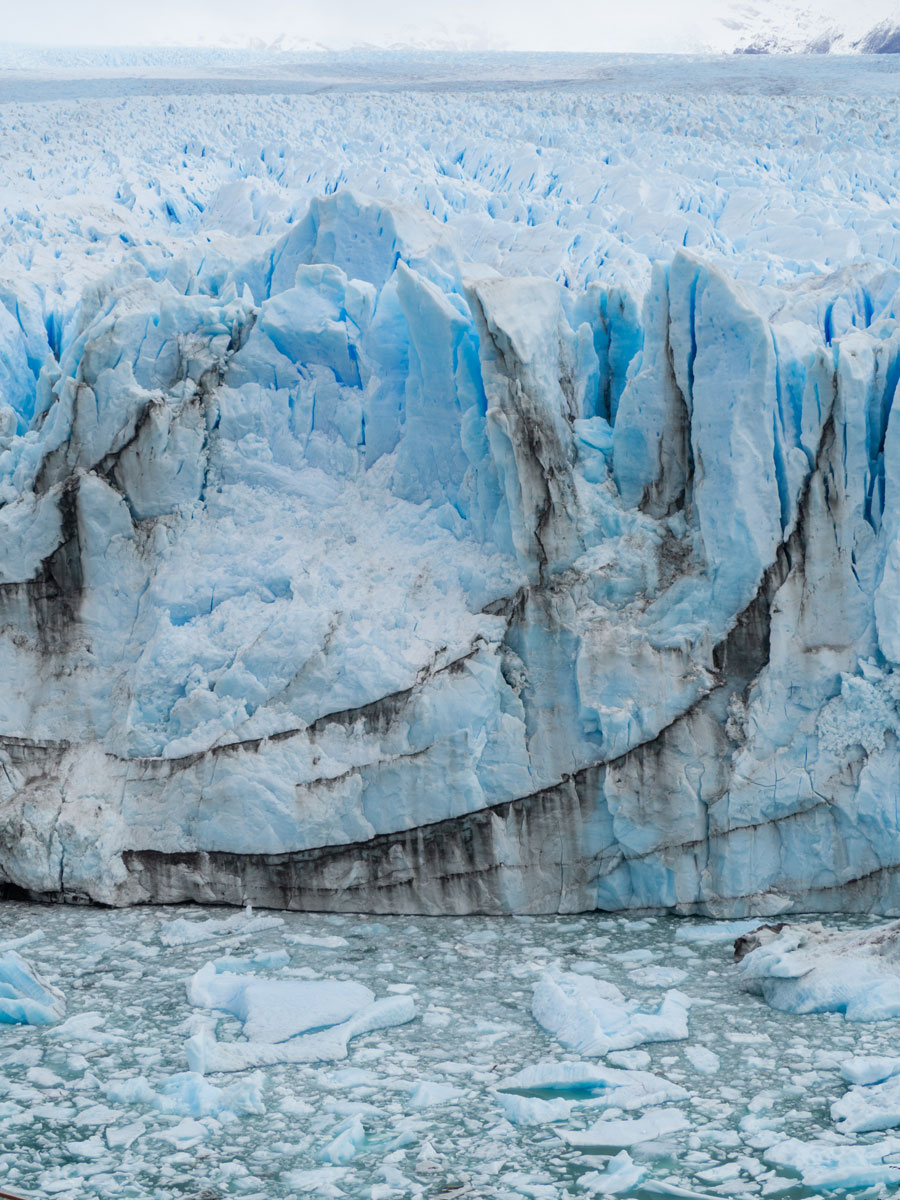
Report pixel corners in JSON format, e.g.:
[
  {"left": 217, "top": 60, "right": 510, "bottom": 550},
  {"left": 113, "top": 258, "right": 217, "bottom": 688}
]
[
  {"left": 187, "top": 963, "right": 374, "bottom": 1042},
  {"left": 186, "top": 994, "right": 417, "bottom": 1073},
  {"left": 0, "top": 950, "right": 65, "bottom": 1025},
  {"left": 737, "top": 921, "right": 900, "bottom": 1018},
  {"left": 532, "top": 972, "right": 689, "bottom": 1055}
]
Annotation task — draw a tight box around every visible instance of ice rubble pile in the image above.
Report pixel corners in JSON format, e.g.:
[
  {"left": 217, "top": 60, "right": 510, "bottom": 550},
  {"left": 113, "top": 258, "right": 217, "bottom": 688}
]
[
  {"left": 3, "top": 78, "right": 900, "bottom": 914},
  {"left": 737, "top": 921, "right": 900, "bottom": 1018}
]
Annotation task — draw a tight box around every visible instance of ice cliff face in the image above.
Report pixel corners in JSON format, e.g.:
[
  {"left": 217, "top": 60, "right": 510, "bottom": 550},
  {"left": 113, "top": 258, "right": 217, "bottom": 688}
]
[{"left": 3, "top": 69, "right": 900, "bottom": 914}]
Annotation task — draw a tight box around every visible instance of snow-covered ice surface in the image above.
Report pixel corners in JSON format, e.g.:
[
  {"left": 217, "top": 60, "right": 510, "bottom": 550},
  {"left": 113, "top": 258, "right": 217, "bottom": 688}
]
[
  {"left": 5, "top": 53, "right": 900, "bottom": 913},
  {"left": 6, "top": 906, "right": 900, "bottom": 1198}
]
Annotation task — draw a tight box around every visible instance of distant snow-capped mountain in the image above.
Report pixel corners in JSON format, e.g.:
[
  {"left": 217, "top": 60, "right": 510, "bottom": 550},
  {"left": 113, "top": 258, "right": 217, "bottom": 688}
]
[{"left": 711, "top": 0, "right": 900, "bottom": 54}]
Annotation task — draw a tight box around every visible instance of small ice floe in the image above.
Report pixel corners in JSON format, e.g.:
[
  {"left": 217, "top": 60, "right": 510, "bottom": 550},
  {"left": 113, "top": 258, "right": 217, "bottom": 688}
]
[
  {"left": 0, "top": 930, "right": 44, "bottom": 953},
  {"left": 408, "top": 1081, "right": 464, "bottom": 1109},
  {"left": 675, "top": 920, "right": 771, "bottom": 945},
  {"left": 186, "top": 993, "right": 416, "bottom": 1073},
  {"left": 576, "top": 1150, "right": 645, "bottom": 1195},
  {"left": 152, "top": 1116, "right": 209, "bottom": 1149},
  {"left": 832, "top": 1058, "right": 900, "bottom": 1133},
  {"left": 160, "top": 906, "right": 284, "bottom": 947},
  {"left": 319, "top": 1114, "right": 367, "bottom": 1164},
  {"left": 737, "top": 921, "right": 900, "bottom": 1019},
  {"left": 495, "top": 1060, "right": 688, "bottom": 1126},
  {"left": 0, "top": 949, "right": 65, "bottom": 1025},
  {"left": 188, "top": 963, "right": 374, "bottom": 1042},
  {"left": 628, "top": 965, "right": 688, "bottom": 988},
  {"left": 533, "top": 972, "right": 689, "bottom": 1055},
  {"left": 284, "top": 1166, "right": 349, "bottom": 1195},
  {"left": 641, "top": 1185, "right": 721, "bottom": 1199},
  {"left": 683, "top": 1045, "right": 720, "bottom": 1075},
  {"left": 213, "top": 949, "right": 290, "bottom": 972},
  {"left": 841, "top": 1056, "right": 900, "bottom": 1086},
  {"left": 286, "top": 934, "right": 350, "bottom": 949},
  {"left": 559, "top": 1108, "right": 690, "bottom": 1148},
  {"left": 607, "top": 1049, "right": 651, "bottom": 1070},
  {"left": 47, "top": 1011, "right": 128, "bottom": 1045},
  {"left": 765, "top": 1135, "right": 900, "bottom": 1190},
  {"left": 107, "top": 1070, "right": 265, "bottom": 1119}
]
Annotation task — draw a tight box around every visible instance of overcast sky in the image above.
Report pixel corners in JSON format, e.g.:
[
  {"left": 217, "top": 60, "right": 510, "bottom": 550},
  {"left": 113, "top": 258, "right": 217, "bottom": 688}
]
[{"left": 3, "top": 0, "right": 727, "bottom": 52}]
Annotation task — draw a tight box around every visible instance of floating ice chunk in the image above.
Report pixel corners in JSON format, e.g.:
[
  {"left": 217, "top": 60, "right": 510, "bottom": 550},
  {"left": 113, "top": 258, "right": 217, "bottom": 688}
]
[
  {"left": 628, "top": 966, "right": 688, "bottom": 988},
  {"left": 0, "top": 930, "right": 44, "bottom": 952},
  {"left": 684, "top": 1046, "right": 720, "bottom": 1075},
  {"left": 64, "top": 1134, "right": 107, "bottom": 1160},
  {"left": 72, "top": 1103, "right": 121, "bottom": 1126},
  {"left": 577, "top": 1150, "right": 645, "bottom": 1194},
  {"left": 152, "top": 1117, "right": 209, "bottom": 1148},
  {"left": 675, "top": 920, "right": 770, "bottom": 944},
  {"left": 738, "top": 922, "right": 900, "bottom": 1020},
  {"left": 607, "top": 1050, "right": 652, "bottom": 1070},
  {"left": 495, "top": 1059, "right": 687, "bottom": 1126},
  {"left": 765, "top": 1135, "right": 900, "bottom": 1190},
  {"left": 499, "top": 1060, "right": 688, "bottom": 1108},
  {"left": 319, "top": 1114, "right": 366, "bottom": 1164},
  {"left": 186, "top": 995, "right": 416, "bottom": 1073},
  {"left": 284, "top": 1166, "right": 349, "bottom": 1195},
  {"left": 107, "top": 1070, "right": 265, "bottom": 1119},
  {"left": 161, "top": 907, "right": 284, "bottom": 947},
  {"left": 106, "top": 1120, "right": 145, "bottom": 1149},
  {"left": 496, "top": 1093, "right": 578, "bottom": 1125},
  {"left": 408, "top": 1081, "right": 464, "bottom": 1109},
  {"left": 533, "top": 973, "right": 689, "bottom": 1056},
  {"left": 286, "top": 934, "right": 350, "bottom": 949},
  {"left": 47, "top": 1011, "right": 127, "bottom": 1045},
  {"left": 213, "top": 950, "right": 291, "bottom": 972},
  {"left": 187, "top": 963, "right": 374, "bottom": 1042},
  {"left": 642, "top": 1185, "right": 721, "bottom": 1199},
  {"left": 832, "top": 1072, "right": 900, "bottom": 1133},
  {"left": 560, "top": 1108, "right": 690, "bottom": 1148},
  {"left": 841, "top": 1056, "right": 900, "bottom": 1086},
  {"left": 0, "top": 950, "right": 65, "bottom": 1025}
]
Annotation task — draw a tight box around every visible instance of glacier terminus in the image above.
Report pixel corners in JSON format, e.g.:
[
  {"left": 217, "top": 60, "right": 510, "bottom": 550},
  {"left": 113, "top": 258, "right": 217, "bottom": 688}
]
[{"left": 2, "top": 52, "right": 900, "bottom": 917}]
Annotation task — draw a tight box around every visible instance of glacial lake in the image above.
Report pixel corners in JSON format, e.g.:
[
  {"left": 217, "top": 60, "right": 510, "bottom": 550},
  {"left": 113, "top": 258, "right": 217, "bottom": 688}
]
[{"left": 0, "top": 904, "right": 898, "bottom": 1198}]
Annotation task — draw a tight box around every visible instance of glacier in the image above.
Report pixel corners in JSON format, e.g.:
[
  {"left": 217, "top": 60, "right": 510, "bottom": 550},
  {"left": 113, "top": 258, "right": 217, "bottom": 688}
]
[{"left": 2, "top": 55, "right": 900, "bottom": 915}]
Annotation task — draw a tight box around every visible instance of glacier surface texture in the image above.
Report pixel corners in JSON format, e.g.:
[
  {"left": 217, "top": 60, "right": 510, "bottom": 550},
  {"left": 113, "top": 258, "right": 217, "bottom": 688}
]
[{"left": 2, "top": 54, "right": 900, "bottom": 914}]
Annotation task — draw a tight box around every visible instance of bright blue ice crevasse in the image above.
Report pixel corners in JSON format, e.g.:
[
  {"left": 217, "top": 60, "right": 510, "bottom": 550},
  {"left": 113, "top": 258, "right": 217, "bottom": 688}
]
[{"left": 3, "top": 182, "right": 900, "bottom": 914}]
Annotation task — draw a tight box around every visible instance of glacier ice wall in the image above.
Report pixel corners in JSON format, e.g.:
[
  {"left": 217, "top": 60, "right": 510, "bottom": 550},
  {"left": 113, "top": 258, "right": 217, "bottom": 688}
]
[{"left": 3, "top": 74, "right": 900, "bottom": 914}]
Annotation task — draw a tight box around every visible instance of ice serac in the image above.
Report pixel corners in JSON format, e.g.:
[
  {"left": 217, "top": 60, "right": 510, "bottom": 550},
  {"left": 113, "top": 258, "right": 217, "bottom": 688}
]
[{"left": 5, "top": 182, "right": 900, "bottom": 915}]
